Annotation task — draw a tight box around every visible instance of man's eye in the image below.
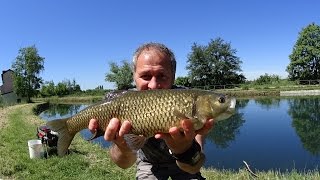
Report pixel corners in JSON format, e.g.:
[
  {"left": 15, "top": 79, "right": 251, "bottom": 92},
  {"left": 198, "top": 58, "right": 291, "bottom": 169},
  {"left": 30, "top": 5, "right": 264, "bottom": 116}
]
[
  {"left": 141, "top": 75, "right": 151, "bottom": 80},
  {"left": 158, "top": 75, "right": 168, "bottom": 81}
]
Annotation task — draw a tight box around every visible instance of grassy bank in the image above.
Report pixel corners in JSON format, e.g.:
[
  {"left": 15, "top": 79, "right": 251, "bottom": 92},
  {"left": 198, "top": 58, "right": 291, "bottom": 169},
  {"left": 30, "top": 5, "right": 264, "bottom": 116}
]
[
  {"left": 217, "top": 84, "right": 320, "bottom": 97},
  {"left": 33, "top": 95, "right": 103, "bottom": 104},
  {"left": 1, "top": 104, "right": 320, "bottom": 179},
  {"left": 0, "top": 104, "right": 135, "bottom": 179}
]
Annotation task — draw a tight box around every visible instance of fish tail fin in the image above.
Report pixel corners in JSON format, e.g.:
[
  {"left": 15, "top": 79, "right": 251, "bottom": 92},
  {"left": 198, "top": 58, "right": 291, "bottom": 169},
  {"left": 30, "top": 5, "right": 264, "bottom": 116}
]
[{"left": 46, "top": 118, "right": 75, "bottom": 156}]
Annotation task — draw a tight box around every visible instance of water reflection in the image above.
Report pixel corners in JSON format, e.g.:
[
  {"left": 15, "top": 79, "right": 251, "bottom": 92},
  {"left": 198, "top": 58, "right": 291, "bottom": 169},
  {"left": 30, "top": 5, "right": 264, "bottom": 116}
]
[
  {"left": 207, "top": 113, "right": 244, "bottom": 148},
  {"left": 288, "top": 97, "right": 320, "bottom": 155},
  {"left": 254, "top": 97, "right": 281, "bottom": 109},
  {"left": 206, "top": 99, "right": 248, "bottom": 148},
  {"left": 39, "top": 104, "right": 85, "bottom": 121}
]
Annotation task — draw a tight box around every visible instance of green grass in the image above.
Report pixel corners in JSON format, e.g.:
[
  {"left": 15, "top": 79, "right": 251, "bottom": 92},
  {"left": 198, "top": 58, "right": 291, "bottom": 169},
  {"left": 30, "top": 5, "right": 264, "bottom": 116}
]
[
  {"left": 0, "top": 96, "right": 4, "bottom": 108},
  {"left": 201, "top": 168, "right": 320, "bottom": 180},
  {"left": 1, "top": 104, "right": 320, "bottom": 179},
  {"left": 0, "top": 104, "right": 135, "bottom": 179}
]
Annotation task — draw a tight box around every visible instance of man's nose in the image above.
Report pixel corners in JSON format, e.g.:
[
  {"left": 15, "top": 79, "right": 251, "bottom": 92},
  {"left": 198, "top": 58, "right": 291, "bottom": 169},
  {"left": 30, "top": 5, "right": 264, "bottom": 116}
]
[{"left": 148, "top": 77, "right": 159, "bottom": 89}]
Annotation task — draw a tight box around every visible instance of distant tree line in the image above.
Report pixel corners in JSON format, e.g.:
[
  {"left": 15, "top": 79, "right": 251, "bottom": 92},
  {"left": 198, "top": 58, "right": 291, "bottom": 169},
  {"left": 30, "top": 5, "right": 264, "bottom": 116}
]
[
  {"left": 40, "top": 79, "right": 81, "bottom": 97},
  {"left": 105, "top": 23, "right": 320, "bottom": 90},
  {"left": 253, "top": 74, "right": 281, "bottom": 85},
  {"left": 10, "top": 22, "right": 320, "bottom": 98}
]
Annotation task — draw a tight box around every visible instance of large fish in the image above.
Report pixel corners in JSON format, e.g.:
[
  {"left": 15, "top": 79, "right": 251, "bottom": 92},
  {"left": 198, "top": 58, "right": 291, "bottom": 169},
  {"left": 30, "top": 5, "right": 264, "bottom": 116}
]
[{"left": 46, "top": 89, "right": 236, "bottom": 156}]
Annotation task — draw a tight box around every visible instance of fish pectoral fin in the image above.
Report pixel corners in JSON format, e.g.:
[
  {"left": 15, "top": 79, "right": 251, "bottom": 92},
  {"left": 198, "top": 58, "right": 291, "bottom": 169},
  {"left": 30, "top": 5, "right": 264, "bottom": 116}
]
[
  {"left": 173, "top": 109, "right": 197, "bottom": 122},
  {"left": 188, "top": 117, "right": 199, "bottom": 124},
  {"left": 87, "top": 129, "right": 104, "bottom": 141},
  {"left": 173, "top": 109, "right": 188, "bottom": 119},
  {"left": 123, "top": 134, "right": 147, "bottom": 151}
]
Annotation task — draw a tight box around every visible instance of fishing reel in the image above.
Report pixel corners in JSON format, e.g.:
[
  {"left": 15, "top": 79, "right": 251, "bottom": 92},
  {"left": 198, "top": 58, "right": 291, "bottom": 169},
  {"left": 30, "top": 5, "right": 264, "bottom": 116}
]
[{"left": 36, "top": 125, "right": 59, "bottom": 157}]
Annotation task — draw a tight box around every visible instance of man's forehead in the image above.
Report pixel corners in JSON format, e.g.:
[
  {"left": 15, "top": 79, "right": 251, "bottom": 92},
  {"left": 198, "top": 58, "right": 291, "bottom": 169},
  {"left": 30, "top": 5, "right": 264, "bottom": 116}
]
[
  {"left": 137, "top": 65, "right": 169, "bottom": 74},
  {"left": 137, "top": 51, "right": 171, "bottom": 66}
]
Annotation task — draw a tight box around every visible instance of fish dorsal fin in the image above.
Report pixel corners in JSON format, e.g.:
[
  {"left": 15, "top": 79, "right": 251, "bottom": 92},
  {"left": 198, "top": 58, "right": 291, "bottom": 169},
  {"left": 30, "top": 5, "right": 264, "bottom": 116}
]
[
  {"left": 123, "top": 134, "right": 147, "bottom": 151},
  {"left": 104, "top": 90, "right": 130, "bottom": 102}
]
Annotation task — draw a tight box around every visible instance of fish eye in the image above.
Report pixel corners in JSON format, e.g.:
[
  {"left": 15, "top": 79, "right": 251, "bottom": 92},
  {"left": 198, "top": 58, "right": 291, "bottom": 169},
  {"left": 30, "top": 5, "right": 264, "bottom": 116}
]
[{"left": 218, "top": 96, "right": 225, "bottom": 103}]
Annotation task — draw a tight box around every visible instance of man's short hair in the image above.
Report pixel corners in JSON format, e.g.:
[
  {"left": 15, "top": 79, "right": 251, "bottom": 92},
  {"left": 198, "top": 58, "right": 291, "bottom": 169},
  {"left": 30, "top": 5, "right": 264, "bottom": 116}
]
[{"left": 132, "top": 42, "right": 176, "bottom": 78}]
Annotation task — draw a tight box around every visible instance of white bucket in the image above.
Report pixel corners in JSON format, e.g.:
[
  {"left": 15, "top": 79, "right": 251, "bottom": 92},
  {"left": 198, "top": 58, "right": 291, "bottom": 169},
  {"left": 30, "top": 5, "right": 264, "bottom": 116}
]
[{"left": 28, "top": 139, "right": 44, "bottom": 159}]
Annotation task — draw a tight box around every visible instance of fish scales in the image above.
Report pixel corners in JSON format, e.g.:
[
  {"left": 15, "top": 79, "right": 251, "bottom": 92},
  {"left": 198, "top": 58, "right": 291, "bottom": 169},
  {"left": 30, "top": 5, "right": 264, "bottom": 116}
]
[
  {"left": 46, "top": 89, "right": 236, "bottom": 156},
  {"left": 97, "top": 89, "right": 196, "bottom": 137},
  {"left": 62, "top": 90, "right": 195, "bottom": 136}
]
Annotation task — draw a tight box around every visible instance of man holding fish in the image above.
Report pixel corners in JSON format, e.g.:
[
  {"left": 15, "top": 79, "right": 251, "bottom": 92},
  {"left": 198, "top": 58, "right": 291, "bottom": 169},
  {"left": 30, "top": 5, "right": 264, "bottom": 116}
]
[
  {"left": 87, "top": 42, "right": 229, "bottom": 179},
  {"left": 47, "top": 42, "right": 236, "bottom": 179}
]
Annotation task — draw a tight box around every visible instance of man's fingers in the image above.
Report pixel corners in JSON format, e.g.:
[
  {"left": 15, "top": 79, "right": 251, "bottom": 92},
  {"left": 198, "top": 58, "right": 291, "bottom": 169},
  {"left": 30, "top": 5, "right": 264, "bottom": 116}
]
[
  {"left": 168, "top": 127, "right": 183, "bottom": 140},
  {"left": 181, "top": 119, "right": 193, "bottom": 131},
  {"left": 181, "top": 119, "right": 195, "bottom": 138},
  {"left": 104, "top": 118, "right": 120, "bottom": 141},
  {"left": 155, "top": 133, "right": 171, "bottom": 141},
  {"left": 118, "top": 120, "right": 132, "bottom": 137},
  {"left": 88, "top": 119, "right": 98, "bottom": 133},
  {"left": 196, "top": 119, "right": 214, "bottom": 135}
]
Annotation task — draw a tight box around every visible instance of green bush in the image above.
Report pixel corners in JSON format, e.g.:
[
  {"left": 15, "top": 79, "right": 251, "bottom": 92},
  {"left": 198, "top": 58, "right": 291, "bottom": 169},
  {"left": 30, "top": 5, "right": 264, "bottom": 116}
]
[
  {"left": 254, "top": 73, "right": 280, "bottom": 85},
  {"left": 241, "top": 85, "right": 249, "bottom": 90}
]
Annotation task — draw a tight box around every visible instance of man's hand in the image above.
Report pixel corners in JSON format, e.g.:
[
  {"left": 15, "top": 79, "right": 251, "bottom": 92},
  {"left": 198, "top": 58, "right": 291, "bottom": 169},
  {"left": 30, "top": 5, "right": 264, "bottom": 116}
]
[
  {"left": 154, "top": 119, "right": 214, "bottom": 154},
  {"left": 88, "top": 118, "right": 132, "bottom": 151},
  {"left": 155, "top": 119, "right": 214, "bottom": 174},
  {"left": 88, "top": 118, "right": 137, "bottom": 169}
]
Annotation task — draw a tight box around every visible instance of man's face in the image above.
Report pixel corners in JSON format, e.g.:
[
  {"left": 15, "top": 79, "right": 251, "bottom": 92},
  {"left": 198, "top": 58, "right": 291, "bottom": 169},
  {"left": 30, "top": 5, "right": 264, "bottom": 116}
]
[{"left": 134, "top": 49, "right": 174, "bottom": 90}]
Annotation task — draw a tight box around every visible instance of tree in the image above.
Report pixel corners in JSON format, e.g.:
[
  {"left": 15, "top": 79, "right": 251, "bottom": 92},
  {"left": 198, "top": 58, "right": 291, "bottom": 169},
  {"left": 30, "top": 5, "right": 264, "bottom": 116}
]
[
  {"left": 40, "top": 79, "right": 81, "bottom": 97},
  {"left": 287, "top": 23, "right": 320, "bottom": 80},
  {"left": 254, "top": 73, "right": 281, "bottom": 85},
  {"left": 65, "top": 78, "right": 81, "bottom": 93},
  {"left": 174, "top": 76, "right": 191, "bottom": 87},
  {"left": 40, "top": 81, "right": 56, "bottom": 97},
  {"left": 55, "top": 82, "right": 69, "bottom": 97},
  {"left": 95, "top": 85, "right": 104, "bottom": 90},
  {"left": 187, "top": 38, "right": 245, "bottom": 87},
  {"left": 11, "top": 45, "right": 44, "bottom": 102},
  {"left": 105, "top": 60, "right": 134, "bottom": 90},
  {"left": 72, "top": 78, "right": 81, "bottom": 92}
]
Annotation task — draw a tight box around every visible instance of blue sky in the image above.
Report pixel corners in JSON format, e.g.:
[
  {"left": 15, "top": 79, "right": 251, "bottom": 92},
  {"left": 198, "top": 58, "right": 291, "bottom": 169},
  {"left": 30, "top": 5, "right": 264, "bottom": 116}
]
[{"left": 1, "top": 1, "right": 319, "bottom": 90}]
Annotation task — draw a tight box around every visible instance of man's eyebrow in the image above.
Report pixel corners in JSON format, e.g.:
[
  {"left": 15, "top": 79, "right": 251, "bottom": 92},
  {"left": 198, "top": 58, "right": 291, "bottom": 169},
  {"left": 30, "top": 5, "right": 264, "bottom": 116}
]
[{"left": 138, "top": 71, "right": 150, "bottom": 74}]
